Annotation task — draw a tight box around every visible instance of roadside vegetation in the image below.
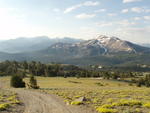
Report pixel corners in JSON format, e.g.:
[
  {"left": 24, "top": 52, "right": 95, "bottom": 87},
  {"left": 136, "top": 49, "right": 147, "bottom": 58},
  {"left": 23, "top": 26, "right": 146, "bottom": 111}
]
[{"left": 0, "top": 90, "right": 21, "bottom": 112}]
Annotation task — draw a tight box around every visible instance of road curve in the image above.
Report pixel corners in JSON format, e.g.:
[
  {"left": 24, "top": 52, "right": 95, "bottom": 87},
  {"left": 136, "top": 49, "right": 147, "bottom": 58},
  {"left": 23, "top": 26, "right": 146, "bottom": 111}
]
[{"left": 15, "top": 89, "right": 96, "bottom": 113}]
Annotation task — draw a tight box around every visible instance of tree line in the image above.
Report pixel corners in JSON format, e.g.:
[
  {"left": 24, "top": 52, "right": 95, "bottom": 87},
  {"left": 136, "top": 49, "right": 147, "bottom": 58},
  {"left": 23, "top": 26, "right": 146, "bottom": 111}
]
[
  {"left": 0, "top": 60, "right": 150, "bottom": 88},
  {"left": 0, "top": 60, "right": 144, "bottom": 78}
]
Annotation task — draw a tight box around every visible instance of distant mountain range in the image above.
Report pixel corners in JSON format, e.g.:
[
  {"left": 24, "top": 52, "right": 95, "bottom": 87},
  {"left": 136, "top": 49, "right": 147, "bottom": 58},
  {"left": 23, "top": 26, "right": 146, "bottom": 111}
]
[
  {"left": 141, "top": 43, "right": 150, "bottom": 48},
  {"left": 0, "top": 35, "right": 149, "bottom": 66},
  {"left": 0, "top": 36, "right": 82, "bottom": 53}
]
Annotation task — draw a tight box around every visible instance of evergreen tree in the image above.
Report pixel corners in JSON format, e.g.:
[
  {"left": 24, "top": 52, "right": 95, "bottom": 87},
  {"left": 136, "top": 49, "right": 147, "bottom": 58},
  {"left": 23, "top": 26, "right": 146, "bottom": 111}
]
[{"left": 29, "top": 75, "right": 39, "bottom": 89}]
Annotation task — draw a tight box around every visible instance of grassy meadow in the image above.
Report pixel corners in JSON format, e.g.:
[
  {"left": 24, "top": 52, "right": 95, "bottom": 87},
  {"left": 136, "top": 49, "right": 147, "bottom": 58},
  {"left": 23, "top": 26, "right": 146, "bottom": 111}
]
[
  {"left": 1, "top": 76, "right": 150, "bottom": 113},
  {"left": 35, "top": 77, "right": 150, "bottom": 113}
]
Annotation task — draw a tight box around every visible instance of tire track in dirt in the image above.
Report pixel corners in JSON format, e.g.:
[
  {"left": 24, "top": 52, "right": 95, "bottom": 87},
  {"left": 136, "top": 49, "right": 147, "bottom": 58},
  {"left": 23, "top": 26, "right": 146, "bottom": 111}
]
[{"left": 15, "top": 89, "right": 96, "bottom": 113}]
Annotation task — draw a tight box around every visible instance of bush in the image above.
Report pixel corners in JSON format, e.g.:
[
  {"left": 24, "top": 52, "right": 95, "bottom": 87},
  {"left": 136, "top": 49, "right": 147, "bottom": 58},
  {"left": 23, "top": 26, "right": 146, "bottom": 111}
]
[
  {"left": 10, "top": 75, "right": 25, "bottom": 88},
  {"left": 136, "top": 75, "right": 150, "bottom": 87},
  {"left": 71, "top": 101, "right": 83, "bottom": 105},
  {"left": 29, "top": 75, "right": 39, "bottom": 89},
  {"left": 112, "top": 99, "right": 142, "bottom": 107},
  {"left": 143, "top": 102, "right": 150, "bottom": 108},
  {"left": 0, "top": 103, "right": 10, "bottom": 110},
  {"left": 95, "top": 82, "right": 104, "bottom": 86},
  {"left": 96, "top": 107, "right": 117, "bottom": 113}
]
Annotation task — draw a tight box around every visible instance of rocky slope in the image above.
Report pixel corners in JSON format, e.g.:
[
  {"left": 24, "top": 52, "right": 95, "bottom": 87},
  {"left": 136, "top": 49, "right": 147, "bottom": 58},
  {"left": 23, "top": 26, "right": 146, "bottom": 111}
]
[{"left": 46, "top": 35, "right": 150, "bottom": 57}]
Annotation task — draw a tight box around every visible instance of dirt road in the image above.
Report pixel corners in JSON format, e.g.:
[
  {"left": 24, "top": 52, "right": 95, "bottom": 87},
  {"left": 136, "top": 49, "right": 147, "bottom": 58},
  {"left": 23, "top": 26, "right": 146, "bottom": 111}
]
[
  {"left": 0, "top": 78, "right": 96, "bottom": 113},
  {"left": 15, "top": 89, "right": 96, "bottom": 113}
]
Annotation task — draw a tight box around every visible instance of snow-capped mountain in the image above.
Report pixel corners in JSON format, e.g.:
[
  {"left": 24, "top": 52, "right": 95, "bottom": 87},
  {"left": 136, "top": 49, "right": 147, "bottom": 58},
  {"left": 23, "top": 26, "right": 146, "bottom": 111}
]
[
  {"left": 48, "top": 35, "right": 150, "bottom": 57},
  {"left": 0, "top": 35, "right": 149, "bottom": 66},
  {"left": 78, "top": 35, "right": 134, "bottom": 53}
]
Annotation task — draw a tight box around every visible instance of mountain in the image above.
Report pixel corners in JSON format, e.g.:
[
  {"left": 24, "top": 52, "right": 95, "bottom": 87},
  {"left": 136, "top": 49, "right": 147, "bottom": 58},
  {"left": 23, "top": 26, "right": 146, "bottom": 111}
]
[
  {"left": 42, "top": 35, "right": 150, "bottom": 57},
  {"left": 0, "top": 36, "right": 82, "bottom": 53},
  {"left": 21, "top": 35, "right": 150, "bottom": 66},
  {"left": 141, "top": 43, "right": 150, "bottom": 48},
  {"left": 0, "top": 35, "right": 149, "bottom": 66}
]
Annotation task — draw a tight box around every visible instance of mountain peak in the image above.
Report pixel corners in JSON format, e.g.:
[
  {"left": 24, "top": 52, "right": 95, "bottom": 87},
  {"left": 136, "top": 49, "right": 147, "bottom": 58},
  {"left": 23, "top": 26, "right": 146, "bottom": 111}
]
[
  {"left": 96, "top": 35, "right": 120, "bottom": 41},
  {"left": 88, "top": 35, "right": 121, "bottom": 46}
]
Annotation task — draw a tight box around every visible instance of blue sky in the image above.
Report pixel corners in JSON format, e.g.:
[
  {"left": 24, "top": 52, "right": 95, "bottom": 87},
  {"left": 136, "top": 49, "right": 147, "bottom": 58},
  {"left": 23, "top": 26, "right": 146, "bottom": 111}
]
[{"left": 0, "top": 0, "right": 149, "bottom": 43}]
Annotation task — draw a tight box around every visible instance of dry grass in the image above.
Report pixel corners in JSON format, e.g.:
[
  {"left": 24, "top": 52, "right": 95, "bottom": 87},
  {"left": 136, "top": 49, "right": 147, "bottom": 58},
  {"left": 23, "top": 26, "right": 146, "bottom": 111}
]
[
  {"left": 2, "top": 76, "right": 150, "bottom": 113},
  {"left": 35, "top": 77, "right": 150, "bottom": 113}
]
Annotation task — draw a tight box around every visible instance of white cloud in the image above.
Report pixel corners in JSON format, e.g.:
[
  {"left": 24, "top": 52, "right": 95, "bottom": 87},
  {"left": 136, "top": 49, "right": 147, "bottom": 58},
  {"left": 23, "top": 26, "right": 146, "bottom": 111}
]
[
  {"left": 144, "top": 16, "right": 150, "bottom": 20},
  {"left": 122, "top": 7, "right": 150, "bottom": 14},
  {"left": 123, "top": 0, "right": 142, "bottom": 3},
  {"left": 131, "top": 7, "right": 144, "bottom": 13},
  {"left": 107, "top": 13, "right": 117, "bottom": 16},
  {"left": 118, "top": 20, "right": 136, "bottom": 26},
  {"left": 94, "top": 20, "right": 150, "bottom": 43},
  {"left": 64, "top": 4, "right": 82, "bottom": 14},
  {"left": 76, "top": 13, "right": 96, "bottom": 19},
  {"left": 115, "top": 26, "right": 150, "bottom": 43},
  {"left": 64, "top": 1, "right": 100, "bottom": 14},
  {"left": 94, "top": 9, "right": 106, "bottom": 13},
  {"left": 96, "top": 19, "right": 136, "bottom": 28},
  {"left": 121, "top": 9, "right": 129, "bottom": 13},
  {"left": 83, "top": 1, "right": 99, "bottom": 6},
  {"left": 133, "top": 17, "right": 141, "bottom": 21},
  {"left": 121, "top": 7, "right": 150, "bottom": 14}
]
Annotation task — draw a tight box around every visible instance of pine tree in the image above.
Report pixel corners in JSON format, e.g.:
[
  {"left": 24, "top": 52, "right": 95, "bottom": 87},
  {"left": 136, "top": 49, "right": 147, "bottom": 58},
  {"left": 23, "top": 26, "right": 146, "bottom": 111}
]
[{"left": 29, "top": 75, "right": 39, "bottom": 89}]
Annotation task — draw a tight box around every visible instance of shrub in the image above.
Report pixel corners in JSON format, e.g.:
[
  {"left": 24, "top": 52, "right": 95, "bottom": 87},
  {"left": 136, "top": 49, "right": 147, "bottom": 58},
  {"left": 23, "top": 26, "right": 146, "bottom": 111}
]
[
  {"left": 112, "top": 99, "right": 142, "bottom": 107},
  {"left": 107, "top": 98, "right": 113, "bottom": 103},
  {"left": 7, "top": 95, "right": 16, "bottom": 101},
  {"left": 96, "top": 107, "right": 117, "bottom": 113},
  {"left": 71, "top": 101, "right": 83, "bottom": 105},
  {"left": 10, "top": 75, "right": 25, "bottom": 88},
  {"left": 95, "top": 82, "right": 104, "bottom": 86},
  {"left": 143, "top": 102, "right": 150, "bottom": 108},
  {"left": 0, "top": 103, "right": 10, "bottom": 110},
  {"left": 10, "top": 99, "right": 20, "bottom": 104},
  {"left": 101, "top": 104, "right": 113, "bottom": 108}
]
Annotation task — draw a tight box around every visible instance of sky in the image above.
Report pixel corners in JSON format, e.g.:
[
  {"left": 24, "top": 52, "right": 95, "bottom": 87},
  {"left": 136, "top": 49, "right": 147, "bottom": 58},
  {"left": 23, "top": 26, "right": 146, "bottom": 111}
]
[{"left": 0, "top": 0, "right": 150, "bottom": 43}]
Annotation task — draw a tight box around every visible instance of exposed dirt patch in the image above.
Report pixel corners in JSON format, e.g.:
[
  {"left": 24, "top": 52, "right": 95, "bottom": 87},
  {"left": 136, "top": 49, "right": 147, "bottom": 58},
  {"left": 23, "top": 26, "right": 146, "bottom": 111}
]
[{"left": 14, "top": 89, "right": 96, "bottom": 113}]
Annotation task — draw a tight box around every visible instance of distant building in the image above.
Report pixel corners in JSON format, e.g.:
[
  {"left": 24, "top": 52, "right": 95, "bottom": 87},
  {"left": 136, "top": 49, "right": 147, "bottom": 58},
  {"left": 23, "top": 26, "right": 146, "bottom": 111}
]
[{"left": 98, "top": 65, "right": 103, "bottom": 69}]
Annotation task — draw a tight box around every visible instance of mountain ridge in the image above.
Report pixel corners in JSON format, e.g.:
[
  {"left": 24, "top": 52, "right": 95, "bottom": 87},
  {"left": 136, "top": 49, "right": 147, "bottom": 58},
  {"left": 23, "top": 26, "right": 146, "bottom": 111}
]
[
  {"left": 0, "top": 36, "right": 83, "bottom": 53},
  {"left": 47, "top": 35, "right": 150, "bottom": 57},
  {"left": 0, "top": 35, "right": 149, "bottom": 66}
]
